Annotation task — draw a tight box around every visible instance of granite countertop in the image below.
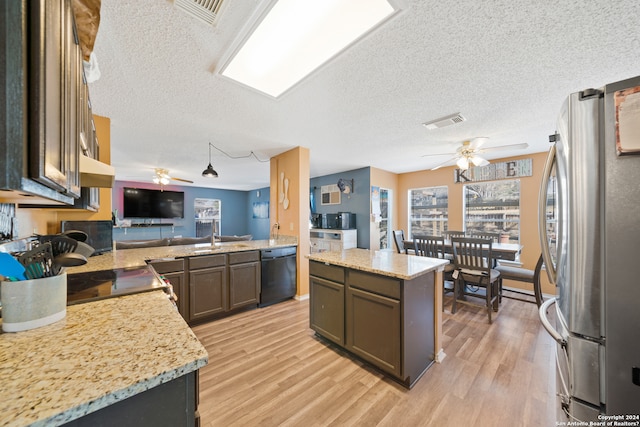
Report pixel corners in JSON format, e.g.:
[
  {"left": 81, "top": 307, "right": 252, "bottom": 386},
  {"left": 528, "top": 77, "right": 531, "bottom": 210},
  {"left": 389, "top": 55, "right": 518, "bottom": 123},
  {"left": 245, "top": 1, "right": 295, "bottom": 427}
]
[
  {"left": 0, "top": 291, "right": 208, "bottom": 427},
  {"left": 66, "top": 236, "right": 298, "bottom": 274},
  {"left": 307, "top": 248, "right": 448, "bottom": 280}
]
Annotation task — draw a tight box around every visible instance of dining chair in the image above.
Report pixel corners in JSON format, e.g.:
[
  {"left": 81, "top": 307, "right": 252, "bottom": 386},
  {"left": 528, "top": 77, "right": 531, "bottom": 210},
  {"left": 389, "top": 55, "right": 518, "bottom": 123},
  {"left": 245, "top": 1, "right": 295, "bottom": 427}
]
[
  {"left": 451, "top": 237, "right": 501, "bottom": 323},
  {"left": 392, "top": 230, "right": 407, "bottom": 254},
  {"left": 413, "top": 235, "right": 456, "bottom": 311},
  {"left": 495, "top": 254, "right": 545, "bottom": 307},
  {"left": 467, "top": 232, "right": 500, "bottom": 243},
  {"left": 442, "top": 230, "right": 465, "bottom": 241}
]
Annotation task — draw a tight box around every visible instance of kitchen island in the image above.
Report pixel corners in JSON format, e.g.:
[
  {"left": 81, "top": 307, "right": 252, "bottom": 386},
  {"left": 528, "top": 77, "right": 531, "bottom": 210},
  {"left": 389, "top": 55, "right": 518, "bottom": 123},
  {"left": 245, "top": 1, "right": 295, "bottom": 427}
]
[
  {"left": 0, "top": 291, "right": 208, "bottom": 427},
  {"left": 307, "top": 248, "right": 448, "bottom": 388}
]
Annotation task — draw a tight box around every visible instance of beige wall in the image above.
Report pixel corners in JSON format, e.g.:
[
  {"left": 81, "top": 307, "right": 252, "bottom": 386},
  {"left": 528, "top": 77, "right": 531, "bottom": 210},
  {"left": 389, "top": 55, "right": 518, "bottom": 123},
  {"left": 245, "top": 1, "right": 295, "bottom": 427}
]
[
  {"left": 270, "top": 147, "right": 311, "bottom": 297},
  {"left": 397, "top": 151, "right": 554, "bottom": 295},
  {"left": 15, "top": 115, "right": 112, "bottom": 237}
]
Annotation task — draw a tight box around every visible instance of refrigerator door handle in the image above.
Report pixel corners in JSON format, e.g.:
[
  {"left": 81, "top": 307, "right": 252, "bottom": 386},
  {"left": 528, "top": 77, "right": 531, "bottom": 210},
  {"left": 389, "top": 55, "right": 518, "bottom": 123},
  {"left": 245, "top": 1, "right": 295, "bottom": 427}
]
[
  {"left": 539, "top": 297, "right": 566, "bottom": 347},
  {"left": 538, "top": 143, "right": 557, "bottom": 285}
]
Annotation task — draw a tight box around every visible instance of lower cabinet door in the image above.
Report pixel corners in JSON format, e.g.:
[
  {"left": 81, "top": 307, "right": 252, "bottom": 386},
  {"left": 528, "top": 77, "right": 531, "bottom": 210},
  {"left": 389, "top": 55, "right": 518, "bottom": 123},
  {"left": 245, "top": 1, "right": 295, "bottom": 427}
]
[
  {"left": 189, "top": 266, "right": 227, "bottom": 322},
  {"left": 229, "top": 261, "right": 260, "bottom": 309},
  {"left": 310, "top": 276, "right": 344, "bottom": 345},
  {"left": 346, "top": 287, "right": 401, "bottom": 378}
]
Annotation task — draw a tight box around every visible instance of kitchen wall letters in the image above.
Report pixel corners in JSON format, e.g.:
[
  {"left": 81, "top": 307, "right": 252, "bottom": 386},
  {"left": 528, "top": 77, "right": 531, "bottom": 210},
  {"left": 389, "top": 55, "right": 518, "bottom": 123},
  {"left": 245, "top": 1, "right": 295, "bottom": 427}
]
[{"left": 454, "top": 158, "right": 533, "bottom": 183}]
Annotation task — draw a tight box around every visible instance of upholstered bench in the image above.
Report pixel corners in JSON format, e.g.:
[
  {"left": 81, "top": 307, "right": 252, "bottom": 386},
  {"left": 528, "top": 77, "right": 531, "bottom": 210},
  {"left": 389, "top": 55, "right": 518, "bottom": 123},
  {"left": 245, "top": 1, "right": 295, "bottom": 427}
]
[{"left": 495, "top": 254, "right": 544, "bottom": 307}]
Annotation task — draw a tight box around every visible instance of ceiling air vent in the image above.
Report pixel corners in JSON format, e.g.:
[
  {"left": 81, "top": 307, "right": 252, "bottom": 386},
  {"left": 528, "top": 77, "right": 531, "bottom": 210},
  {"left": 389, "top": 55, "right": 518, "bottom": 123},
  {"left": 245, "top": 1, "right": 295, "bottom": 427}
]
[
  {"left": 174, "top": 0, "right": 225, "bottom": 26},
  {"left": 422, "top": 113, "right": 466, "bottom": 130}
]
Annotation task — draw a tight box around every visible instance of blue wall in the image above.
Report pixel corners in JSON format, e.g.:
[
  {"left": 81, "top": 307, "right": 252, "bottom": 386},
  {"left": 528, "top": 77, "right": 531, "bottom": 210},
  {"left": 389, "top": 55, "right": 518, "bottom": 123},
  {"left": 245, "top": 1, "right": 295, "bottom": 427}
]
[
  {"left": 247, "top": 186, "right": 270, "bottom": 240},
  {"left": 112, "top": 181, "right": 271, "bottom": 241},
  {"left": 310, "top": 167, "right": 371, "bottom": 249}
]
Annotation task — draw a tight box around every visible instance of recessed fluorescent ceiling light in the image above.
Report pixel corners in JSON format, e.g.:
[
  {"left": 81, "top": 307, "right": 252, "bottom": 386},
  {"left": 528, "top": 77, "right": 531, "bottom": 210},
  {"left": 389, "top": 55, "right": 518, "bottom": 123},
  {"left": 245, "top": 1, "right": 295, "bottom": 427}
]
[{"left": 220, "top": 0, "right": 396, "bottom": 98}]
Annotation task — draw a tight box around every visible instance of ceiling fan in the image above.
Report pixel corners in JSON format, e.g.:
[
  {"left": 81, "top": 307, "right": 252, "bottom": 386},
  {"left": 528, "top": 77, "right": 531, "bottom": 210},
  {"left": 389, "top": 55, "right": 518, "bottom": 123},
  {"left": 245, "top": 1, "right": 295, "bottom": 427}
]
[
  {"left": 422, "top": 138, "right": 529, "bottom": 170},
  {"left": 152, "top": 168, "right": 193, "bottom": 186}
]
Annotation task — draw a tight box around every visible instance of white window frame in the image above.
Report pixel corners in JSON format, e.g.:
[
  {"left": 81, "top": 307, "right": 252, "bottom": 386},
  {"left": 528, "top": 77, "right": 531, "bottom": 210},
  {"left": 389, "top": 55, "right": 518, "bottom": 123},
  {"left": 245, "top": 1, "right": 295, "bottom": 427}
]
[
  {"left": 408, "top": 186, "right": 448, "bottom": 239},
  {"left": 463, "top": 180, "right": 520, "bottom": 243}
]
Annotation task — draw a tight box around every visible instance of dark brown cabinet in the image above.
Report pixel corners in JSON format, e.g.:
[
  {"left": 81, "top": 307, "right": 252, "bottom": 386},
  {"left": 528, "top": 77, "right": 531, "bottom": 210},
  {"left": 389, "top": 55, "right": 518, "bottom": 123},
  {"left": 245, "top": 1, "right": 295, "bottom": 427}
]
[
  {"left": 29, "top": 0, "right": 81, "bottom": 197},
  {"left": 148, "top": 258, "right": 186, "bottom": 318},
  {"left": 308, "top": 262, "right": 436, "bottom": 388},
  {"left": 346, "top": 285, "right": 401, "bottom": 377},
  {"left": 189, "top": 255, "right": 227, "bottom": 321},
  {"left": 228, "top": 251, "right": 260, "bottom": 310},
  {"left": 148, "top": 250, "right": 267, "bottom": 325},
  {"left": 1, "top": 0, "right": 101, "bottom": 206},
  {"left": 309, "top": 262, "right": 345, "bottom": 345}
]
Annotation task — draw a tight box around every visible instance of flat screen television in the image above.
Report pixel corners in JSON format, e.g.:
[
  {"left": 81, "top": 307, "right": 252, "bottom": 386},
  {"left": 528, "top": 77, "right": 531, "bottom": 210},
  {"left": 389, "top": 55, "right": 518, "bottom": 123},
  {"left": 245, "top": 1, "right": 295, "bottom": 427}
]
[
  {"left": 123, "top": 187, "right": 185, "bottom": 219},
  {"left": 61, "top": 220, "right": 113, "bottom": 255}
]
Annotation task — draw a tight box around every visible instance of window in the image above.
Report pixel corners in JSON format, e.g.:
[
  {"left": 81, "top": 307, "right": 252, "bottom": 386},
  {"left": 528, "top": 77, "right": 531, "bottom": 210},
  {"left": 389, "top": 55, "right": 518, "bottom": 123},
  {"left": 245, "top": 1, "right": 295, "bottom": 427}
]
[
  {"left": 463, "top": 180, "right": 520, "bottom": 243},
  {"left": 409, "top": 186, "right": 448, "bottom": 238}
]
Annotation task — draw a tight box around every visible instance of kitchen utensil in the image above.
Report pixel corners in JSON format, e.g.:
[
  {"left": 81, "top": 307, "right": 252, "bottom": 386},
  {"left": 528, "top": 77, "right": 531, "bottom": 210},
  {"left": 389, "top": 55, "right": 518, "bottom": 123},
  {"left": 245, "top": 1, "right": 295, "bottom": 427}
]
[
  {"left": 53, "top": 252, "right": 87, "bottom": 268},
  {"left": 18, "top": 242, "right": 55, "bottom": 279},
  {"left": 283, "top": 178, "right": 290, "bottom": 210},
  {"left": 61, "top": 230, "right": 88, "bottom": 242},
  {"left": 279, "top": 172, "right": 285, "bottom": 203},
  {"left": 50, "top": 235, "right": 78, "bottom": 256},
  {"left": 74, "top": 241, "right": 95, "bottom": 258},
  {"left": 0, "top": 253, "right": 28, "bottom": 281}
]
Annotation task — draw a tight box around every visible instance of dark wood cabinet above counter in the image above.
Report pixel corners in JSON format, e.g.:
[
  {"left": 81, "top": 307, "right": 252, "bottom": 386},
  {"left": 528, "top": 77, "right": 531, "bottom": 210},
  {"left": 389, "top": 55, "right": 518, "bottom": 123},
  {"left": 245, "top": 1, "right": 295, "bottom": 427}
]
[{"left": 1, "top": 0, "right": 111, "bottom": 207}]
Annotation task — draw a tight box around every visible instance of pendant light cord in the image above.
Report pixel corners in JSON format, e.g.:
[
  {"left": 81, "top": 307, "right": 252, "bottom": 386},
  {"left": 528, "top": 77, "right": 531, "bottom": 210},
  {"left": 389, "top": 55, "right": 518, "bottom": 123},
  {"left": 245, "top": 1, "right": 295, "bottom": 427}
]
[{"left": 209, "top": 142, "right": 269, "bottom": 163}]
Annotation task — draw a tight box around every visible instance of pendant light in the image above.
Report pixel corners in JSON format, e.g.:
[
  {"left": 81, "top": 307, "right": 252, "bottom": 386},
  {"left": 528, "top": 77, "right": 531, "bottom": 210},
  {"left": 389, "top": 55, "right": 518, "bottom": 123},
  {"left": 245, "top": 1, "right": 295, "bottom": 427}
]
[{"left": 202, "top": 143, "right": 219, "bottom": 178}]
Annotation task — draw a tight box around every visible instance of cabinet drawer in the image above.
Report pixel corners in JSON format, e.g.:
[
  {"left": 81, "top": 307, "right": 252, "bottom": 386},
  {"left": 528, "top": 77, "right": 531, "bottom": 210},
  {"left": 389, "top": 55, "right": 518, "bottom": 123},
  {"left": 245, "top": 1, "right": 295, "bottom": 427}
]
[
  {"left": 348, "top": 270, "right": 400, "bottom": 300},
  {"left": 189, "top": 254, "right": 226, "bottom": 270},
  {"left": 310, "top": 261, "right": 345, "bottom": 284},
  {"left": 228, "top": 251, "right": 259, "bottom": 265},
  {"left": 149, "top": 258, "right": 184, "bottom": 274}
]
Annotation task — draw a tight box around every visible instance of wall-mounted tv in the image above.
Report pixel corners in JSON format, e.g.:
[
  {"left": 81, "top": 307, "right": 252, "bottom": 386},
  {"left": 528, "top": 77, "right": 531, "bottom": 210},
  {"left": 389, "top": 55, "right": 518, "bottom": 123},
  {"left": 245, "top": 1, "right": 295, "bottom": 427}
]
[{"left": 123, "top": 187, "right": 185, "bottom": 219}]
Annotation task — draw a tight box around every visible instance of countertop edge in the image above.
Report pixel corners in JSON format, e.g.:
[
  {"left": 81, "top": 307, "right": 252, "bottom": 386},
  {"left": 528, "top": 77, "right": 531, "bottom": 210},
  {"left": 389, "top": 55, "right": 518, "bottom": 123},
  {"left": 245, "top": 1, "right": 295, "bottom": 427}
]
[
  {"left": 307, "top": 249, "right": 448, "bottom": 281},
  {"left": 43, "top": 356, "right": 208, "bottom": 427}
]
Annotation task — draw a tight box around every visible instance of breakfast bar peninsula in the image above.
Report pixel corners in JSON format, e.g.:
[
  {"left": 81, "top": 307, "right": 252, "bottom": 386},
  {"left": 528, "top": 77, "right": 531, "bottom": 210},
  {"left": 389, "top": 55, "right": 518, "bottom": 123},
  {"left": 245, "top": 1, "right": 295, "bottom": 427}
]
[{"left": 307, "top": 248, "right": 448, "bottom": 388}]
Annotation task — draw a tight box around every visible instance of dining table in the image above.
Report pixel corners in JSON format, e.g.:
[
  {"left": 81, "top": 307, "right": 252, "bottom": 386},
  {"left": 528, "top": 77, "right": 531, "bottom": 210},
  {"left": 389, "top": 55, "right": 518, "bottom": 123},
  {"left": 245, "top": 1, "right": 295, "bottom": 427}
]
[{"left": 403, "top": 239, "right": 522, "bottom": 261}]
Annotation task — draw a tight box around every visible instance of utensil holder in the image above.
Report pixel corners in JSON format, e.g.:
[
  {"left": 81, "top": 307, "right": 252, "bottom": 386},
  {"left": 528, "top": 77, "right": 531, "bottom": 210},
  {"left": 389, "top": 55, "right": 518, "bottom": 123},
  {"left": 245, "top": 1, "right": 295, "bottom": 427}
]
[{"left": 1, "top": 273, "right": 67, "bottom": 333}]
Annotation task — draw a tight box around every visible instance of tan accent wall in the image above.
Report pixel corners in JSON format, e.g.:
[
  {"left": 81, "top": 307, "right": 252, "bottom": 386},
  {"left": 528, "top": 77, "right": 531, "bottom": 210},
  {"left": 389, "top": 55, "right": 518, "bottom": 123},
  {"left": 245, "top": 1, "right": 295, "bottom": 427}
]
[
  {"left": 270, "top": 147, "right": 311, "bottom": 297},
  {"left": 398, "top": 151, "right": 554, "bottom": 296}
]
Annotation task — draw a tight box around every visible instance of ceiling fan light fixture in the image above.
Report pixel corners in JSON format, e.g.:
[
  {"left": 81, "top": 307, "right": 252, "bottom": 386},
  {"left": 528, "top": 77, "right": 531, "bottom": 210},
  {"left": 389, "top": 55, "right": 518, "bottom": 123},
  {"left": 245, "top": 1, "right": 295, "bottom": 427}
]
[{"left": 456, "top": 157, "right": 469, "bottom": 170}]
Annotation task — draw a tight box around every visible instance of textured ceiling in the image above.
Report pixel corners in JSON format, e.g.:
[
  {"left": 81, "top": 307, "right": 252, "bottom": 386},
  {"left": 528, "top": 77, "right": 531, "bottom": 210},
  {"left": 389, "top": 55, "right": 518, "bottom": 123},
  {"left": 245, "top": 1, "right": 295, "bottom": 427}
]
[{"left": 89, "top": 0, "right": 640, "bottom": 190}]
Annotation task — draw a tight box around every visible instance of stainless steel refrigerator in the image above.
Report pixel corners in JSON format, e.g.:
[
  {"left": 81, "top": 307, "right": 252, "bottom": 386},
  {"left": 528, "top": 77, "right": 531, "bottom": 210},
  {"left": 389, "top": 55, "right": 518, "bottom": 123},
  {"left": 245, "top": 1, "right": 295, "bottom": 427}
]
[{"left": 538, "top": 75, "right": 640, "bottom": 421}]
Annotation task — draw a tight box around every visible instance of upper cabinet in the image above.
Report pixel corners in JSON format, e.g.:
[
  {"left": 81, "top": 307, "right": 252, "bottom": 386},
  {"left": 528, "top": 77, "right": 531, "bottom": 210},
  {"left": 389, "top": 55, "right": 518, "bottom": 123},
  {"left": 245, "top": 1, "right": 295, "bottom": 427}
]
[{"left": 0, "top": 0, "right": 106, "bottom": 206}]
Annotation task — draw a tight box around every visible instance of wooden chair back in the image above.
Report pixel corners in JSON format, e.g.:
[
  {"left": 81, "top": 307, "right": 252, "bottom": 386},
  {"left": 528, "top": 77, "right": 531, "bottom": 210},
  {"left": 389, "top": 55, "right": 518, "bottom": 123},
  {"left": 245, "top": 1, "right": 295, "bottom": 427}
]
[
  {"left": 392, "top": 230, "right": 407, "bottom": 254},
  {"left": 413, "top": 235, "right": 445, "bottom": 259},
  {"left": 442, "top": 230, "right": 465, "bottom": 241},
  {"left": 467, "top": 232, "right": 500, "bottom": 243},
  {"left": 451, "top": 237, "right": 493, "bottom": 277}
]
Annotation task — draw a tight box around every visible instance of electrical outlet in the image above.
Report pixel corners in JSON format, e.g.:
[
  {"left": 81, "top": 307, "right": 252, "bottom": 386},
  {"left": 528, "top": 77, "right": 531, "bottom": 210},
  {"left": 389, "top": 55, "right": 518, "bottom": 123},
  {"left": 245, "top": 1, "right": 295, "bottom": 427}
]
[{"left": 290, "top": 222, "right": 294, "bottom": 231}]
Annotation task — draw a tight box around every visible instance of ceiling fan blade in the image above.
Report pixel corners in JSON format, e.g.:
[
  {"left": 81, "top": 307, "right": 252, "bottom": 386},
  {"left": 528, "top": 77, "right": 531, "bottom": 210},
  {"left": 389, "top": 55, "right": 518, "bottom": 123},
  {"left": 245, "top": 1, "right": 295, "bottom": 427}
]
[
  {"left": 421, "top": 151, "right": 457, "bottom": 158},
  {"left": 171, "top": 177, "right": 194, "bottom": 184},
  {"left": 468, "top": 137, "right": 489, "bottom": 150},
  {"left": 430, "top": 156, "right": 459, "bottom": 170},
  {"left": 478, "top": 142, "right": 529, "bottom": 153}
]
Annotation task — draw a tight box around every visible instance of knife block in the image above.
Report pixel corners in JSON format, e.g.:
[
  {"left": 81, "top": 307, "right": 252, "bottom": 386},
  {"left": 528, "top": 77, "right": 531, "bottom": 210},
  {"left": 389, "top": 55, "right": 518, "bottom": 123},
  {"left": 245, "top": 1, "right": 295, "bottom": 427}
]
[{"left": 1, "top": 272, "right": 67, "bottom": 333}]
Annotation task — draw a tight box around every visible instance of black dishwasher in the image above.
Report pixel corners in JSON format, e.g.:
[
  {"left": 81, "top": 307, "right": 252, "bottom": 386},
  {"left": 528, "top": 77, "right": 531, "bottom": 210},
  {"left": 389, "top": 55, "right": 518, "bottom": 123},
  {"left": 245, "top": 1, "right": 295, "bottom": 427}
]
[{"left": 260, "top": 247, "right": 297, "bottom": 307}]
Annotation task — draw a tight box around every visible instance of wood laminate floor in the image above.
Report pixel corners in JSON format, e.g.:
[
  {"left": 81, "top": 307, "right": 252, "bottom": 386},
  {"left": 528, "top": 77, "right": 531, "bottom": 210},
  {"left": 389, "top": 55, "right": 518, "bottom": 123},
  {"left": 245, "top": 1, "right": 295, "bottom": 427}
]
[{"left": 192, "top": 294, "right": 557, "bottom": 427}]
